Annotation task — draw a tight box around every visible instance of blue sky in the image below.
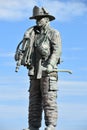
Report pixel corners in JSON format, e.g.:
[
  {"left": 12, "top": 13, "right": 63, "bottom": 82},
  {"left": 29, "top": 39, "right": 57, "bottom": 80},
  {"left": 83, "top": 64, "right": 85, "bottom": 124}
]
[{"left": 0, "top": 0, "right": 87, "bottom": 130}]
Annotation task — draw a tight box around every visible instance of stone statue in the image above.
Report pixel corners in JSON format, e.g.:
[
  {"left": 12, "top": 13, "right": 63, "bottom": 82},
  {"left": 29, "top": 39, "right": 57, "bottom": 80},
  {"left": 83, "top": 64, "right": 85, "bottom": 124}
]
[{"left": 14, "top": 6, "right": 62, "bottom": 130}]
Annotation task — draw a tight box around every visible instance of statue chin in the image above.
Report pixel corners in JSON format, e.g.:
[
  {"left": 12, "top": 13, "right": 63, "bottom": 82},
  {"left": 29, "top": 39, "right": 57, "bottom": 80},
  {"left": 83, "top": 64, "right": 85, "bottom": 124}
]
[{"left": 37, "top": 24, "right": 42, "bottom": 27}]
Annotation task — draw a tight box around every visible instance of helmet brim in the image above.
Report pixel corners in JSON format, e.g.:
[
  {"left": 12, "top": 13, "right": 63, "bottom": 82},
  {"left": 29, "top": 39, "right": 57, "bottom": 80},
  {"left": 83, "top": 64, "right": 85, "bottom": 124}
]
[{"left": 29, "top": 15, "right": 55, "bottom": 21}]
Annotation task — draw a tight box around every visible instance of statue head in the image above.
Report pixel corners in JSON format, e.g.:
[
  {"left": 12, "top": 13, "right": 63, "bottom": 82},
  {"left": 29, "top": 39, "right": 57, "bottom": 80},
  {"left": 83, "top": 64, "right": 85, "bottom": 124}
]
[{"left": 29, "top": 6, "right": 55, "bottom": 21}]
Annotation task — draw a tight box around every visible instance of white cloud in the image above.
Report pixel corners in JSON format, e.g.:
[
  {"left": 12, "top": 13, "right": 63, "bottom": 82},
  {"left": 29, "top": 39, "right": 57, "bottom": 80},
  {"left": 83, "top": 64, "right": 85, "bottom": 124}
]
[
  {"left": 0, "top": 0, "right": 36, "bottom": 20},
  {"left": 0, "top": 0, "right": 87, "bottom": 21},
  {"left": 0, "top": 86, "right": 28, "bottom": 101},
  {"left": 0, "top": 52, "right": 14, "bottom": 57},
  {"left": 0, "top": 105, "right": 28, "bottom": 118},
  {"left": 63, "top": 47, "right": 86, "bottom": 51},
  {"left": 58, "top": 81, "right": 87, "bottom": 96},
  {"left": 80, "top": 67, "right": 87, "bottom": 71},
  {"left": 43, "top": 0, "right": 87, "bottom": 21},
  {"left": 0, "top": 75, "right": 29, "bottom": 85},
  {"left": 59, "top": 102, "right": 87, "bottom": 120}
]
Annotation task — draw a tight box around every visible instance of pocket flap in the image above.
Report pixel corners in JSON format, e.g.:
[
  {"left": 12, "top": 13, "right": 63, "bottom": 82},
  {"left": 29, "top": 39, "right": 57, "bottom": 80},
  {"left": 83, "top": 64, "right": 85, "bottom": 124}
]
[{"left": 49, "top": 77, "right": 58, "bottom": 91}]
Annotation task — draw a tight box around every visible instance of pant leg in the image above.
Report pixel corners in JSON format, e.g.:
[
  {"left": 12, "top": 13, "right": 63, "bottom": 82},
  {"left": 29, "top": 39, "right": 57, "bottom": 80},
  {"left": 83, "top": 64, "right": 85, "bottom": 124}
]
[
  {"left": 29, "top": 78, "right": 42, "bottom": 128},
  {"left": 40, "top": 76, "right": 58, "bottom": 127}
]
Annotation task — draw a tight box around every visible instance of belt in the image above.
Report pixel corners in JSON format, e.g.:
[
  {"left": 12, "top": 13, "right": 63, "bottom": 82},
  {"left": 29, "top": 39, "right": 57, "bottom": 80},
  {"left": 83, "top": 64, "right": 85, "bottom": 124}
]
[{"left": 42, "top": 70, "right": 57, "bottom": 77}]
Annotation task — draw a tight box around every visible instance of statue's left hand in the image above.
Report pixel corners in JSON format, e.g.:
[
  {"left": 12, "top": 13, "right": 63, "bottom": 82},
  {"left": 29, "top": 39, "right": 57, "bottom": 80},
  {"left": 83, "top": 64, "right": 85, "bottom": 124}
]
[{"left": 46, "top": 64, "right": 53, "bottom": 73}]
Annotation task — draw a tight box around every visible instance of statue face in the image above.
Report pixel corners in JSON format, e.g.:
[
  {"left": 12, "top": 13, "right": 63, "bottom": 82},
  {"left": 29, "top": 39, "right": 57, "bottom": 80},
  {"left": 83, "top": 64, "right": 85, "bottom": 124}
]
[{"left": 36, "top": 17, "right": 49, "bottom": 27}]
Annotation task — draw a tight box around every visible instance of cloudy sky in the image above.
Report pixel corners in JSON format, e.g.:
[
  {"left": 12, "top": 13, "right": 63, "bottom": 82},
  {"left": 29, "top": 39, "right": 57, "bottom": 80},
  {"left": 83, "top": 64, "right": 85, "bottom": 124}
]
[{"left": 0, "top": 0, "right": 87, "bottom": 130}]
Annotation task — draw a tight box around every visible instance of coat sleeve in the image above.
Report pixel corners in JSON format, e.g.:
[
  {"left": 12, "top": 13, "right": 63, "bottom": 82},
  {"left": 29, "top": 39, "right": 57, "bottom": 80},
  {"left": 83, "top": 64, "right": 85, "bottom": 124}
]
[{"left": 48, "top": 30, "right": 62, "bottom": 67}]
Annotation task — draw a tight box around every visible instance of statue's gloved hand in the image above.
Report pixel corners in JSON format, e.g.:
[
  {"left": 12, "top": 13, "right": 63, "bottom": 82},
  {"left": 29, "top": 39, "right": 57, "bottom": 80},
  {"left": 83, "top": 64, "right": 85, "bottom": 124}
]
[{"left": 46, "top": 64, "right": 53, "bottom": 73}]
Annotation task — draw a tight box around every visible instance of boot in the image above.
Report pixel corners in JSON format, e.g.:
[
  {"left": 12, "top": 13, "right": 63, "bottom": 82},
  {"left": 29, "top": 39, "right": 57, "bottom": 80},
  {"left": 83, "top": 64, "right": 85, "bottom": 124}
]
[
  {"left": 23, "top": 128, "right": 39, "bottom": 130},
  {"left": 29, "top": 126, "right": 39, "bottom": 130},
  {"left": 45, "top": 125, "right": 55, "bottom": 130}
]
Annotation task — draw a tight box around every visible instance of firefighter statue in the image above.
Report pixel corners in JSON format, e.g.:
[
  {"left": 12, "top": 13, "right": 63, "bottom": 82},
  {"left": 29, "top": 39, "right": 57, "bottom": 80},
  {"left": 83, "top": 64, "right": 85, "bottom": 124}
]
[{"left": 15, "top": 6, "right": 64, "bottom": 130}]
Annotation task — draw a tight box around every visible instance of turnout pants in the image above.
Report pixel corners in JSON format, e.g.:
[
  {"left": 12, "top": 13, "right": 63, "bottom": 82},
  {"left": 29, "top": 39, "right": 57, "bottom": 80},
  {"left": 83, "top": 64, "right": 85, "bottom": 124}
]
[{"left": 28, "top": 76, "right": 58, "bottom": 129}]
